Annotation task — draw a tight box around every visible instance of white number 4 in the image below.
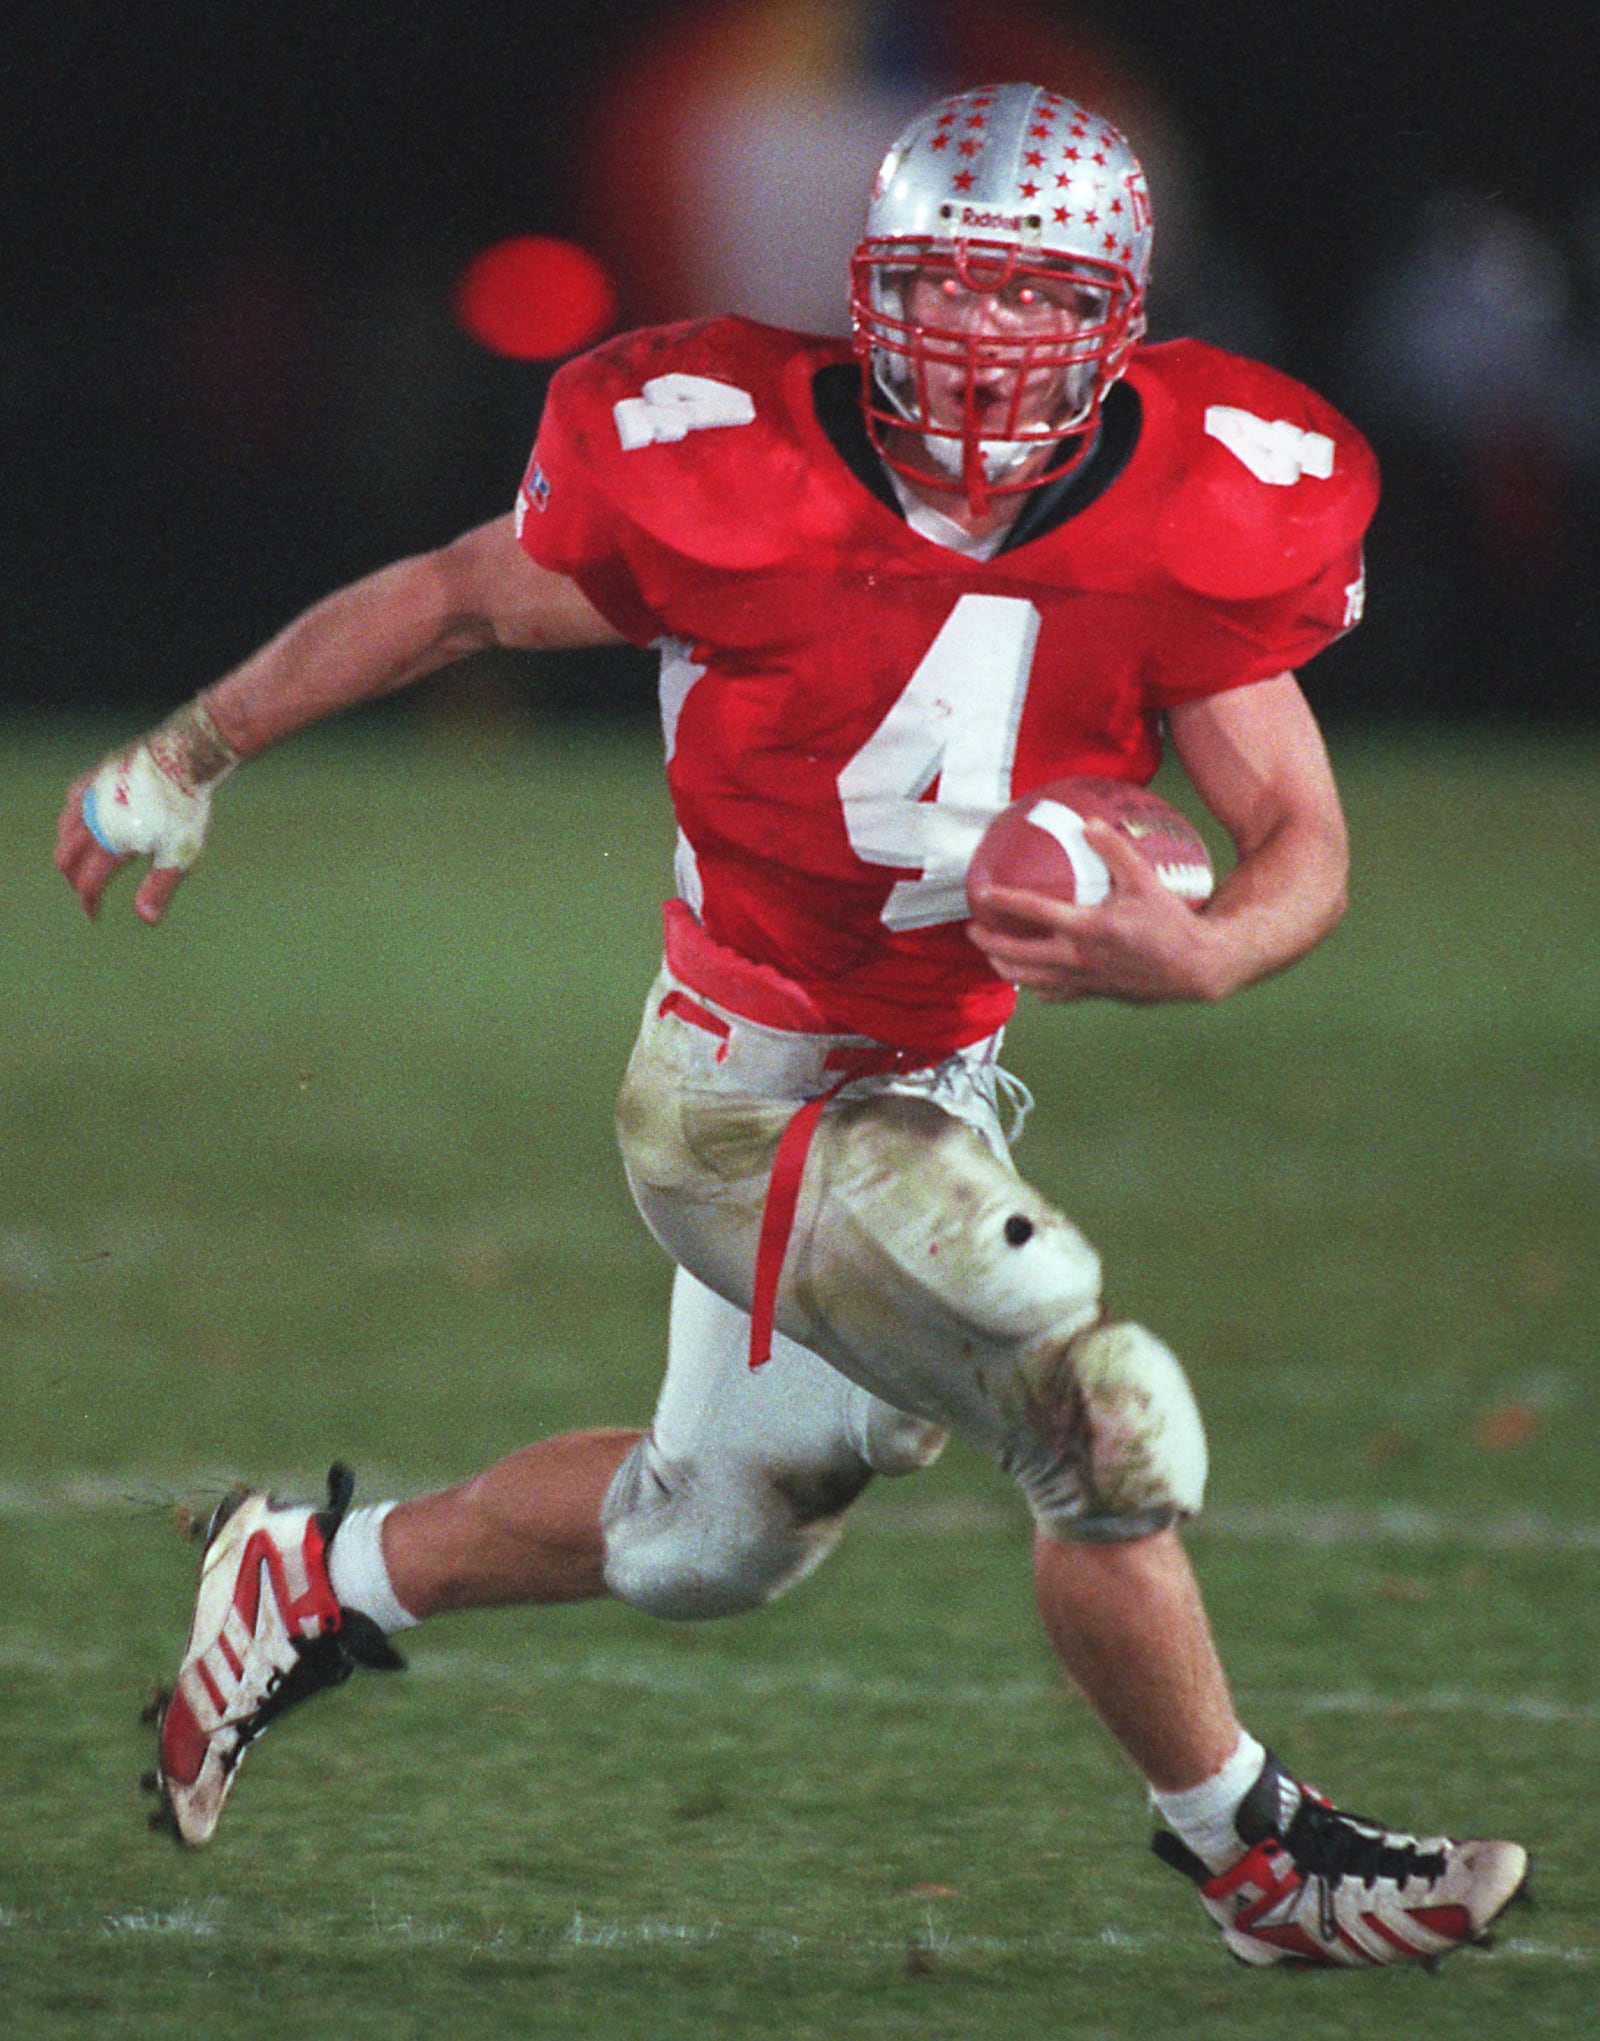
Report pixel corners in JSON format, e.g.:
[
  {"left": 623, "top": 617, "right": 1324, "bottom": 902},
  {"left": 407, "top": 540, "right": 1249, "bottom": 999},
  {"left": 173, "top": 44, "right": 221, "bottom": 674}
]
[
  {"left": 1205, "top": 405, "right": 1335, "bottom": 486},
  {"left": 838, "top": 595, "right": 1038, "bottom": 931},
  {"left": 614, "top": 374, "right": 757, "bottom": 450}
]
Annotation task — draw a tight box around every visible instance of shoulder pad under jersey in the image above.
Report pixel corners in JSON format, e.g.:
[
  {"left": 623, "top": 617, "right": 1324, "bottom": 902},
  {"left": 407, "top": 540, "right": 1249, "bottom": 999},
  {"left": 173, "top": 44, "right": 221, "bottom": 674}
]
[
  {"left": 1129, "top": 340, "right": 1379, "bottom": 601},
  {"left": 538, "top": 317, "right": 848, "bottom": 569}
]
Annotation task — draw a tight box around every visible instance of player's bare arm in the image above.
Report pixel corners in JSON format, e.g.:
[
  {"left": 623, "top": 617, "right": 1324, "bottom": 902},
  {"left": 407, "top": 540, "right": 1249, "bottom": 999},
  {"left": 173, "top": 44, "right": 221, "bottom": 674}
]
[
  {"left": 55, "top": 515, "right": 624, "bottom": 923},
  {"left": 197, "top": 513, "right": 623, "bottom": 759},
  {"left": 967, "top": 671, "right": 1348, "bottom": 1004}
]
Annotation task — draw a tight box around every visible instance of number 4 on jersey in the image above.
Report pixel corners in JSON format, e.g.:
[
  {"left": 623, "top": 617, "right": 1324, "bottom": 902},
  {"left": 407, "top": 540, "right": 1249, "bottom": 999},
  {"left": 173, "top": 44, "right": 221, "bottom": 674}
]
[{"left": 837, "top": 595, "right": 1039, "bottom": 931}]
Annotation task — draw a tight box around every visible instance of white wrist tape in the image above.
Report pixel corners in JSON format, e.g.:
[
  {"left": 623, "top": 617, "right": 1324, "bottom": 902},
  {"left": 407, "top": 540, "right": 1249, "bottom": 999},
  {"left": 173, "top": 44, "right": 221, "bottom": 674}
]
[{"left": 81, "top": 702, "right": 240, "bottom": 870}]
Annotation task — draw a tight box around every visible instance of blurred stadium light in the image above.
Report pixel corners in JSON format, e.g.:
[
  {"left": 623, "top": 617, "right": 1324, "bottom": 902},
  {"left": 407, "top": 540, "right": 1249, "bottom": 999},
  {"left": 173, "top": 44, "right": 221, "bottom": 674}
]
[{"left": 575, "top": 0, "right": 1186, "bottom": 336}]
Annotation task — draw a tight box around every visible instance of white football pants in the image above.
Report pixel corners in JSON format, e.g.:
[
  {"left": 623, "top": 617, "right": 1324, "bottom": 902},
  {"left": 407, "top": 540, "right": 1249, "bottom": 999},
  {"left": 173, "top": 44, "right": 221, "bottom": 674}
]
[{"left": 602, "top": 963, "right": 1206, "bottom": 1619}]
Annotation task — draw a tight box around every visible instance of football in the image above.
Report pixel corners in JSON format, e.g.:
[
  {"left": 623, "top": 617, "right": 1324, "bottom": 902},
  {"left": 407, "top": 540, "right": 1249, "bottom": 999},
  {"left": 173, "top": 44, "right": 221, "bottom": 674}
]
[{"left": 966, "top": 777, "right": 1214, "bottom": 919}]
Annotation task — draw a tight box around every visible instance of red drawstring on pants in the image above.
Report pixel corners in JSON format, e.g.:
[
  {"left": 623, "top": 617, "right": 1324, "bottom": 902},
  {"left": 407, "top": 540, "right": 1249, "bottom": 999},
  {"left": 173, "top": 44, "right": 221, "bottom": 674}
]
[
  {"left": 653, "top": 976, "right": 941, "bottom": 1371},
  {"left": 747, "top": 1044, "right": 930, "bottom": 1369}
]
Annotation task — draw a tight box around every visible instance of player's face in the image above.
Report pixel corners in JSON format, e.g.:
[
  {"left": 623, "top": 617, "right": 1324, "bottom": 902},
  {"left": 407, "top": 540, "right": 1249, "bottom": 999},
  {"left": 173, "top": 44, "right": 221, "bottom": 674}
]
[{"left": 905, "top": 268, "right": 1111, "bottom": 436}]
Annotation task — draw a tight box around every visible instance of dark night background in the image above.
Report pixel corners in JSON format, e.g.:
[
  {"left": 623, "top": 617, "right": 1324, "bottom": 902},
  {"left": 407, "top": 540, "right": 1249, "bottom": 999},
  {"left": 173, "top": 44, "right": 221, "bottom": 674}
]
[{"left": 5, "top": 0, "right": 1597, "bottom": 727}]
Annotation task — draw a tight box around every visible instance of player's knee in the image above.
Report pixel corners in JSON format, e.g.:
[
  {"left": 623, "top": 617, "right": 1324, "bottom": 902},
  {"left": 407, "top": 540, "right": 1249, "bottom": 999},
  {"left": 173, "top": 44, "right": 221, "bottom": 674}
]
[
  {"left": 1012, "top": 1319, "right": 1209, "bottom": 1543},
  {"left": 600, "top": 1434, "right": 856, "bottom": 1620}
]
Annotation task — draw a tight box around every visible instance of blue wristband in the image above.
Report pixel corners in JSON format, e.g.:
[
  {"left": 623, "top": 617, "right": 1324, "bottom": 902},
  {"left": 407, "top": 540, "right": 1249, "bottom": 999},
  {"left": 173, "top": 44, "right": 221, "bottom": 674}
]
[{"left": 81, "top": 782, "right": 118, "bottom": 854}]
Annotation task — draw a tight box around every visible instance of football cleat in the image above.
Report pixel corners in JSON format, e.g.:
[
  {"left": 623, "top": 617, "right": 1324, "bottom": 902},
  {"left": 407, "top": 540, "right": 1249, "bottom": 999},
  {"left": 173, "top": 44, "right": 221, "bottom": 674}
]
[
  {"left": 145, "top": 1463, "right": 404, "bottom": 1846},
  {"left": 1153, "top": 1752, "right": 1529, "bottom": 1968}
]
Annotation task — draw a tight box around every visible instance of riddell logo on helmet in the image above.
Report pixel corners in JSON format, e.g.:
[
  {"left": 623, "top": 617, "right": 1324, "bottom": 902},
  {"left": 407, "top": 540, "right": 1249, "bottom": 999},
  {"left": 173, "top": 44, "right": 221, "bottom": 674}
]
[{"left": 959, "top": 206, "right": 1025, "bottom": 231}]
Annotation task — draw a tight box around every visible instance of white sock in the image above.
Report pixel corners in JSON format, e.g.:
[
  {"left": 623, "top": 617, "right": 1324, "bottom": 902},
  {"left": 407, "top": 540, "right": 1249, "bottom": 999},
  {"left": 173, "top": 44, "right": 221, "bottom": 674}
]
[
  {"left": 326, "top": 1501, "right": 420, "bottom": 1633},
  {"left": 1151, "top": 1730, "right": 1268, "bottom": 1873}
]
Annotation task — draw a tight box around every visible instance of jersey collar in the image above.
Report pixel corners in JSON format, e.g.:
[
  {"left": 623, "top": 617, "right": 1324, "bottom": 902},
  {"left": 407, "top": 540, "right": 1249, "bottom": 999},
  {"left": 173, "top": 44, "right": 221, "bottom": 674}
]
[{"left": 811, "top": 363, "right": 1142, "bottom": 553}]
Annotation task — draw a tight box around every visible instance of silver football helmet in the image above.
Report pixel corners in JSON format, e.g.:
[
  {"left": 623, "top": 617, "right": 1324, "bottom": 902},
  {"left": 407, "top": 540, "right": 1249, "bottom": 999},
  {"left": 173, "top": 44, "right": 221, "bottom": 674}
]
[{"left": 850, "top": 84, "right": 1152, "bottom": 507}]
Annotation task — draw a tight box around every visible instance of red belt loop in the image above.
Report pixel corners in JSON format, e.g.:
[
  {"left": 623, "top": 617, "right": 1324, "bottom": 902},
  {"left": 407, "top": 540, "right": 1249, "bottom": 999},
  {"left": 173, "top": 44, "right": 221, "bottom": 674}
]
[
  {"left": 657, "top": 988, "right": 732, "bottom": 1058},
  {"left": 747, "top": 1043, "right": 927, "bottom": 1370}
]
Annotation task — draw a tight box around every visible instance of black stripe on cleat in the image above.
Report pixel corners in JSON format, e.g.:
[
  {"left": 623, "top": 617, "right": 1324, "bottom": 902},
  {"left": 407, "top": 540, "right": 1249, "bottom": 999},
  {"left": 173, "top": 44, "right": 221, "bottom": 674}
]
[
  {"left": 1150, "top": 1830, "right": 1211, "bottom": 1884},
  {"left": 201, "top": 1483, "right": 254, "bottom": 1551}
]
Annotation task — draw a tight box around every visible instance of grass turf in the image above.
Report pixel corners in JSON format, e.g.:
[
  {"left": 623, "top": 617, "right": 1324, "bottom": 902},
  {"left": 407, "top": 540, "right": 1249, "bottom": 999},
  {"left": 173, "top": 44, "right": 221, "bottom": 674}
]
[{"left": 2, "top": 715, "right": 1597, "bottom": 2037}]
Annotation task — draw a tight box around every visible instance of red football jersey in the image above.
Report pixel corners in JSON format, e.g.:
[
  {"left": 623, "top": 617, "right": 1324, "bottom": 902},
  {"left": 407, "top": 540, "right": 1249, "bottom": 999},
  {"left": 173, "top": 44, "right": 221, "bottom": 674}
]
[{"left": 516, "top": 318, "right": 1377, "bottom": 1048}]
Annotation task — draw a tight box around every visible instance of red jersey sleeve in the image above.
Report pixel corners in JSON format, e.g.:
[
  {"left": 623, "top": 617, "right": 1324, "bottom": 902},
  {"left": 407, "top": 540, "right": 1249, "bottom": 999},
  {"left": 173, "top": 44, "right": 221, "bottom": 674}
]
[{"left": 513, "top": 348, "right": 666, "bottom": 646}]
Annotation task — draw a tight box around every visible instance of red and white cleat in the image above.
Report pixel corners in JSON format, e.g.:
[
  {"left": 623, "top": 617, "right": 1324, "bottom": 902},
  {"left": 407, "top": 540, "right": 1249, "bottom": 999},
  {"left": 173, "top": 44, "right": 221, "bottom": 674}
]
[
  {"left": 1154, "top": 1753, "right": 1529, "bottom": 1968},
  {"left": 144, "top": 1464, "right": 403, "bottom": 1846}
]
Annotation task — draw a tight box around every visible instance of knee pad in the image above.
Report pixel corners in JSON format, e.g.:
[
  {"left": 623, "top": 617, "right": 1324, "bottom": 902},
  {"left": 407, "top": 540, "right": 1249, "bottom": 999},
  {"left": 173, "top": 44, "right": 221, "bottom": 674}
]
[
  {"left": 600, "top": 1433, "right": 857, "bottom": 1621},
  {"left": 1012, "top": 1319, "right": 1209, "bottom": 1543}
]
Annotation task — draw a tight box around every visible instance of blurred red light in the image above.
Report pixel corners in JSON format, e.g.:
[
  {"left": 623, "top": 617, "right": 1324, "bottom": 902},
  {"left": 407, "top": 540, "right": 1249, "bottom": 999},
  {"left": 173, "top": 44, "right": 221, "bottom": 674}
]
[{"left": 454, "top": 236, "right": 618, "bottom": 360}]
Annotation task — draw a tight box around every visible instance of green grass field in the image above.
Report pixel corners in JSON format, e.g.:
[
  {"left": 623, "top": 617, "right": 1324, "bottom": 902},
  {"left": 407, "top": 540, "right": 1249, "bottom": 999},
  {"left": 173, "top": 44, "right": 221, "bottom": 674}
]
[{"left": 2, "top": 715, "right": 1597, "bottom": 2039}]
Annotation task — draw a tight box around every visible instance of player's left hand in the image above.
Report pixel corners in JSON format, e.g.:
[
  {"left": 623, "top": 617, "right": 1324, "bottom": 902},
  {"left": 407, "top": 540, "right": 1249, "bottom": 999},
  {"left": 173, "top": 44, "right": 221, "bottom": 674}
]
[
  {"left": 966, "top": 818, "right": 1228, "bottom": 1003},
  {"left": 56, "top": 732, "right": 227, "bottom": 927}
]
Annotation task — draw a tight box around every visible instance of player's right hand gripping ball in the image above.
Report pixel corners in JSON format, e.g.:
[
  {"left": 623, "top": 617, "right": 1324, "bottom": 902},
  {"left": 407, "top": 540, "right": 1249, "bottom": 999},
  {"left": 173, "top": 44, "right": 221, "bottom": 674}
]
[{"left": 967, "top": 777, "right": 1214, "bottom": 921}]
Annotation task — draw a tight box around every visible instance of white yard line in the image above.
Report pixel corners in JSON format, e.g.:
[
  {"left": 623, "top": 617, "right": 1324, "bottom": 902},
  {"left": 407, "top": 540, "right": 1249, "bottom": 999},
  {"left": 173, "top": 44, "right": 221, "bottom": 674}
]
[
  {"left": 5, "top": 1476, "right": 1600, "bottom": 1555},
  {"left": 45, "top": 1909, "right": 1578, "bottom": 1966},
  {"left": 9, "top": 1900, "right": 1582, "bottom": 1966},
  {"left": 396, "top": 1647, "right": 1600, "bottom": 1726},
  {"left": 5, "top": 1625, "right": 1595, "bottom": 1729}
]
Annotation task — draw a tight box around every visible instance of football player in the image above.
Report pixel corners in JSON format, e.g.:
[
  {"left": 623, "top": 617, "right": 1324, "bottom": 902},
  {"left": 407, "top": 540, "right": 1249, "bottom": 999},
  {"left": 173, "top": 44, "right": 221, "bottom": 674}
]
[{"left": 56, "top": 84, "right": 1527, "bottom": 1968}]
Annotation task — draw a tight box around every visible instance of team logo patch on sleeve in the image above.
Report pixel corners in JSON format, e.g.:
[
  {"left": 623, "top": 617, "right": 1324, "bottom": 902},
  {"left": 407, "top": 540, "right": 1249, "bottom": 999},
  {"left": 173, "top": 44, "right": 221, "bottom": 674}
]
[{"left": 514, "top": 459, "right": 551, "bottom": 538}]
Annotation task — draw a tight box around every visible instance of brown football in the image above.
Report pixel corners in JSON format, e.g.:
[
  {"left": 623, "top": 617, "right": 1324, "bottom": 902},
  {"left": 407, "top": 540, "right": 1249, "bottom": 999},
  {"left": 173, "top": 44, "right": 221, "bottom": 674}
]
[{"left": 967, "top": 777, "right": 1214, "bottom": 919}]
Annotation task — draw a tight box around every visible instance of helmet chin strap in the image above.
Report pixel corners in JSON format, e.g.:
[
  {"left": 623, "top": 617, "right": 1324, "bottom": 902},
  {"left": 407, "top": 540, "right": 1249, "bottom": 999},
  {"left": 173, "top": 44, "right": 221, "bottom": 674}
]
[
  {"left": 919, "top": 412, "right": 1099, "bottom": 518},
  {"left": 922, "top": 431, "right": 1038, "bottom": 485},
  {"left": 921, "top": 429, "right": 1036, "bottom": 517}
]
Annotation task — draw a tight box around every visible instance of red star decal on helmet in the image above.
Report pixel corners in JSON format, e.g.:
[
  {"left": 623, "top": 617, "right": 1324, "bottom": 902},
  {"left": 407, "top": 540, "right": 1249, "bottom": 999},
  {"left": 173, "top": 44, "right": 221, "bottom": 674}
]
[
  {"left": 958, "top": 138, "right": 981, "bottom": 157},
  {"left": 1030, "top": 122, "right": 1053, "bottom": 139},
  {"left": 1062, "top": 146, "right": 1081, "bottom": 163},
  {"left": 1055, "top": 172, "right": 1071, "bottom": 188},
  {"left": 1019, "top": 181, "right": 1039, "bottom": 198},
  {"left": 1024, "top": 149, "right": 1045, "bottom": 167},
  {"left": 929, "top": 134, "right": 949, "bottom": 150},
  {"left": 1121, "top": 242, "right": 1134, "bottom": 260},
  {"left": 1103, "top": 231, "right": 1118, "bottom": 251},
  {"left": 952, "top": 169, "right": 976, "bottom": 190},
  {"left": 1110, "top": 197, "right": 1124, "bottom": 214},
  {"left": 1092, "top": 151, "right": 1108, "bottom": 166},
  {"left": 1083, "top": 209, "right": 1099, "bottom": 226},
  {"left": 936, "top": 109, "right": 957, "bottom": 125},
  {"left": 1053, "top": 206, "right": 1069, "bottom": 223},
  {"left": 965, "top": 113, "right": 987, "bottom": 129}
]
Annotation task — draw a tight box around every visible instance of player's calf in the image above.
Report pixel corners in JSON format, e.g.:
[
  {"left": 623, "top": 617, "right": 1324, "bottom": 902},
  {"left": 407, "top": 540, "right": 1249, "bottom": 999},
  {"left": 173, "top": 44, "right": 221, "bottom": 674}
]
[{"left": 145, "top": 1464, "right": 404, "bottom": 1847}]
